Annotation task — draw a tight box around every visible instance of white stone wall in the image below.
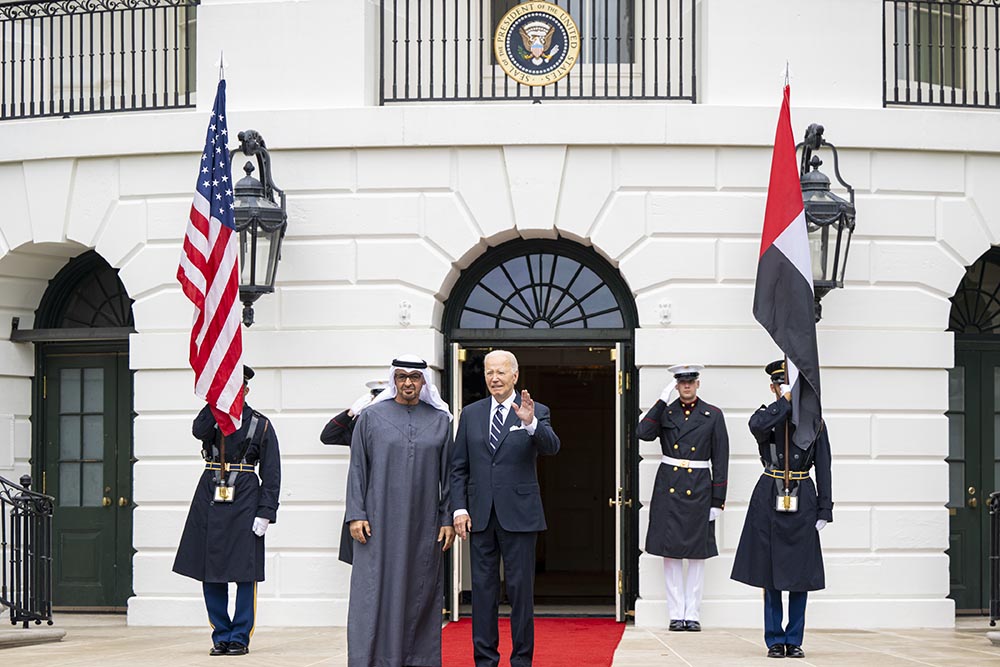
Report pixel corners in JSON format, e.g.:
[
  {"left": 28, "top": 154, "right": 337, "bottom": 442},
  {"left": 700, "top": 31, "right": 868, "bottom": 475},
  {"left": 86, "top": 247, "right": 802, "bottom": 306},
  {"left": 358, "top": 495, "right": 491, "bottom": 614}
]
[{"left": 0, "top": 0, "right": 995, "bottom": 631}]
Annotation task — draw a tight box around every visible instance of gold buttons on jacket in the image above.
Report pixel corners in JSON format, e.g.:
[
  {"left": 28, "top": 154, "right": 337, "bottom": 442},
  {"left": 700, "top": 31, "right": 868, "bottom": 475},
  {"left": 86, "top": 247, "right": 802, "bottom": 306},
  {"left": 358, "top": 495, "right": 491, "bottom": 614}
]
[
  {"left": 669, "top": 488, "right": 675, "bottom": 493},
  {"left": 691, "top": 446, "right": 696, "bottom": 452},
  {"left": 674, "top": 444, "right": 679, "bottom": 450},
  {"left": 686, "top": 490, "right": 692, "bottom": 496},
  {"left": 688, "top": 469, "right": 693, "bottom": 473},
  {"left": 673, "top": 466, "right": 678, "bottom": 472}
]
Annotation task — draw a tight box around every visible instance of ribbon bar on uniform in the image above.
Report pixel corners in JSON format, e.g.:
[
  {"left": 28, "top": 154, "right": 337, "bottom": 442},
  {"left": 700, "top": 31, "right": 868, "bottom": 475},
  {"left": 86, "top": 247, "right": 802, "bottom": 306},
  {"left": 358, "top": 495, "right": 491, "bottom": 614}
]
[{"left": 661, "top": 455, "right": 711, "bottom": 469}]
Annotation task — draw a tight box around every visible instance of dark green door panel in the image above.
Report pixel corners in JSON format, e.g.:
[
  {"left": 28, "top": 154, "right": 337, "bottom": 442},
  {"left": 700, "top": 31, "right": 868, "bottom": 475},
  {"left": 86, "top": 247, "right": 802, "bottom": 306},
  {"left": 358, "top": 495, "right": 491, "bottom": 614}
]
[{"left": 43, "top": 350, "right": 133, "bottom": 608}]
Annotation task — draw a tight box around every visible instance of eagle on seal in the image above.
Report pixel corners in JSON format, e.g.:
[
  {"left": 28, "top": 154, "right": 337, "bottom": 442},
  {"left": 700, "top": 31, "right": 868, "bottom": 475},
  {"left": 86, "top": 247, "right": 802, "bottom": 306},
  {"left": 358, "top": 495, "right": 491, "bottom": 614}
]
[{"left": 519, "top": 21, "right": 559, "bottom": 65}]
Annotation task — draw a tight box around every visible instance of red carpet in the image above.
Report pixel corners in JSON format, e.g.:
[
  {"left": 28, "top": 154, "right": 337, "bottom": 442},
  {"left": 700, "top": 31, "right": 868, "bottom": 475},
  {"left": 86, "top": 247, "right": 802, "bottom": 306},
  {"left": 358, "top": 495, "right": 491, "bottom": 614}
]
[{"left": 441, "top": 618, "right": 624, "bottom": 667}]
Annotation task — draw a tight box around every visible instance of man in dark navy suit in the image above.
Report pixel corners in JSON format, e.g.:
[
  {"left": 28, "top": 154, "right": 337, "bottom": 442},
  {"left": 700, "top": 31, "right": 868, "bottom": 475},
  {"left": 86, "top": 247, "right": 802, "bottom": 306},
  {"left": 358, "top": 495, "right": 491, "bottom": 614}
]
[{"left": 451, "top": 349, "right": 561, "bottom": 667}]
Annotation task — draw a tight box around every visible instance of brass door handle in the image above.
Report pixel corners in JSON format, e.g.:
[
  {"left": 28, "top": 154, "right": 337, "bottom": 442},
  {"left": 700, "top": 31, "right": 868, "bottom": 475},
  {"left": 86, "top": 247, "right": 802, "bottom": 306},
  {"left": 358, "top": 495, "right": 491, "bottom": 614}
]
[
  {"left": 118, "top": 497, "right": 129, "bottom": 507},
  {"left": 608, "top": 497, "right": 618, "bottom": 508},
  {"left": 102, "top": 497, "right": 112, "bottom": 507},
  {"left": 622, "top": 498, "right": 633, "bottom": 509},
  {"left": 970, "top": 497, "right": 979, "bottom": 508}
]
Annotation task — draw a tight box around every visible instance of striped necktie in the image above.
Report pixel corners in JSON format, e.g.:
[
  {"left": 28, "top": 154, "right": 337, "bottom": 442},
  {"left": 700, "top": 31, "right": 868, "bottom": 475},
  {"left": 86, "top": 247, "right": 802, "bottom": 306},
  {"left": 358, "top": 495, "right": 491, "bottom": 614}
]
[{"left": 489, "top": 405, "right": 504, "bottom": 452}]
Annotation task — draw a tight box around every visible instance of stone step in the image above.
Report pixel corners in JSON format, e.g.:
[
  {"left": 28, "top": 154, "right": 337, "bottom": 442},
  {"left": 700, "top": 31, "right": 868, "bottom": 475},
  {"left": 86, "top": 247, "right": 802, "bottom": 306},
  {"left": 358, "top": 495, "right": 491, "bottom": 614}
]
[{"left": 0, "top": 625, "right": 66, "bottom": 649}]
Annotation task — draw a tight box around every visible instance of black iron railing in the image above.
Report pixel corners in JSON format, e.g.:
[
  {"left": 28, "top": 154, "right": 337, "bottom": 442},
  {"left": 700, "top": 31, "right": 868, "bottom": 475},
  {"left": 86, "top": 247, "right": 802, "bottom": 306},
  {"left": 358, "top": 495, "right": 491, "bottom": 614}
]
[
  {"left": 0, "top": 475, "right": 54, "bottom": 628},
  {"left": 884, "top": 0, "right": 1000, "bottom": 109},
  {"left": 379, "top": 0, "right": 695, "bottom": 103},
  {"left": 0, "top": 0, "right": 198, "bottom": 121}
]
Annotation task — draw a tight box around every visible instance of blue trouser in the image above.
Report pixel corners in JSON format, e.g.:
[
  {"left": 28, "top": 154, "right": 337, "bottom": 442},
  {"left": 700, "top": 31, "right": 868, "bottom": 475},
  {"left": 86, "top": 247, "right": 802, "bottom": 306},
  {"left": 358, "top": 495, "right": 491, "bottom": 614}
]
[
  {"left": 470, "top": 509, "right": 537, "bottom": 667},
  {"left": 764, "top": 589, "right": 807, "bottom": 648},
  {"left": 204, "top": 581, "right": 256, "bottom": 646}
]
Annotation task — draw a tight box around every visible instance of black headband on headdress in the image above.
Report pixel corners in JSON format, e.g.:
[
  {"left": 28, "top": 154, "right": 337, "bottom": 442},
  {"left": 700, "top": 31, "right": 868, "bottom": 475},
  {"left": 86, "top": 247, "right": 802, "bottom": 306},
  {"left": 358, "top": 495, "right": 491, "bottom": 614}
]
[{"left": 392, "top": 358, "right": 428, "bottom": 369}]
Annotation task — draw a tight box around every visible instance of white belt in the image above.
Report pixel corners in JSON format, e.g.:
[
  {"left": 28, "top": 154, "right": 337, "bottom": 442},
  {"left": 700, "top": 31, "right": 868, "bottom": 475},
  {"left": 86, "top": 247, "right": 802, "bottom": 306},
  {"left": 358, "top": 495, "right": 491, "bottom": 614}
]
[{"left": 661, "top": 455, "right": 711, "bottom": 469}]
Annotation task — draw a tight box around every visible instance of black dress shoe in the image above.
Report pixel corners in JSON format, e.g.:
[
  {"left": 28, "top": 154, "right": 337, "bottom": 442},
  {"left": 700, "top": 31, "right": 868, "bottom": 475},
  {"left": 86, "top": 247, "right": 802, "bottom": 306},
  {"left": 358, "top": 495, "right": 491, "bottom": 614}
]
[
  {"left": 209, "top": 642, "right": 229, "bottom": 656},
  {"left": 684, "top": 620, "right": 701, "bottom": 632},
  {"left": 669, "top": 619, "right": 686, "bottom": 631},
  {"left": 767, "top": 644, "right": 786, "bottom": 658},
  {"left": 226, "top": 643, "right": 249, "bottom": 656},
  {"left": 785, "top": 645, "right": 805, "bottom": 658}
]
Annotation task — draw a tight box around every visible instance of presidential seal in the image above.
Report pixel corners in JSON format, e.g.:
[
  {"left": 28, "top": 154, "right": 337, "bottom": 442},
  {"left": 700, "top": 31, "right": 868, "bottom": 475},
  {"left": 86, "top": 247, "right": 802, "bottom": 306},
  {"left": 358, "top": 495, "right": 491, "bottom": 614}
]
[{"left": 494, "top": 2, "right": 580, "bottom": 87}]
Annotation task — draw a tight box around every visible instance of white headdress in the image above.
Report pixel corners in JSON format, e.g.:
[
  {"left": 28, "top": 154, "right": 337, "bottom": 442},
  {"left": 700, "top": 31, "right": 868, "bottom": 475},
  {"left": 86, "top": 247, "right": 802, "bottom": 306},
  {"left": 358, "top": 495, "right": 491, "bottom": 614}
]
[{"left": 360, "top": 353, "right": 453, "bottom": 421}]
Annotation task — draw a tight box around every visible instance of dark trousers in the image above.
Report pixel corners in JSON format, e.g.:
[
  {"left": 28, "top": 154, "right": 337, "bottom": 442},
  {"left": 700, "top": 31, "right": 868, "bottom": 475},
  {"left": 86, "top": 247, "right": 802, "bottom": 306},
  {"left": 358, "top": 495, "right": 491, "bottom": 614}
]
[
  {"left": 204, "top": 581, "right": 256, "bottom": 646},
  {"left": 764, "top": 589, "right": 807, "bottom": 648},
  {"left": 470, "top": 509, "right": 537, "bottom": 667}
]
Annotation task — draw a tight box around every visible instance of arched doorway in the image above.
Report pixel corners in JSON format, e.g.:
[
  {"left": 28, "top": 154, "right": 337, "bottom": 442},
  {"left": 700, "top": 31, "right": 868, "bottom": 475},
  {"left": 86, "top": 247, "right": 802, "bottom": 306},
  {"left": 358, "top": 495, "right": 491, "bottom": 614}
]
[
  {"left": 443, "top": 238, "right": 639, "bottom": 621},
  {"left": 24, "top": 250, "right": 136, "bottom": 610},
  {"left": 948, "top": 246, "right": 1000, "bottom": 614}
]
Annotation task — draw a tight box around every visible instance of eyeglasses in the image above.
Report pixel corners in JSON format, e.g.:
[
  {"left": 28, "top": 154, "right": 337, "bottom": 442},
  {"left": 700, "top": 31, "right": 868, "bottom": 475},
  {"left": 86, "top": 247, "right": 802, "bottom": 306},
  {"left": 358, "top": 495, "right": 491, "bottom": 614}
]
[{"left": 394, "top": 373, "right": 424, "bottom": 384}]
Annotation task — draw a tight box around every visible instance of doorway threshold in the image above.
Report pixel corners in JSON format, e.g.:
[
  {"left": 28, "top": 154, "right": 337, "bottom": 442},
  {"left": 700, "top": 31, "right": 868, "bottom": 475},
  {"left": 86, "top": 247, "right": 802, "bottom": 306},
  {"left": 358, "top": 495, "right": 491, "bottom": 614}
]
[{"left": 459, "top": 603, "right": 615, "bottom": 618}]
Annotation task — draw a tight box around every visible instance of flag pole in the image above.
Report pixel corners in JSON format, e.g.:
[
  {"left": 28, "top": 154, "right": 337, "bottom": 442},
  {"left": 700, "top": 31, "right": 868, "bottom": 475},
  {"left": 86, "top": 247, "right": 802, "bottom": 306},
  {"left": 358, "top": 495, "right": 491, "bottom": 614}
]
[
  {"left": 782, "top": 353, "right": 791, "bottom": 506},
  {"left": 219, "top": 50, "right": 225, "bottom": 81}
]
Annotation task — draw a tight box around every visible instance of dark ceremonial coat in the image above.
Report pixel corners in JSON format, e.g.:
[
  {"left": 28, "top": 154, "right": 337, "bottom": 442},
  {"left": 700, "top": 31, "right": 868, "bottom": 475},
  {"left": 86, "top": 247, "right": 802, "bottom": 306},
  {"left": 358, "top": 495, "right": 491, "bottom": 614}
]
[
  {"left": 173, "top": 403, "right": 281, "bottom": 583},
  {"left": 320, "top": 409, "right": 358, "bottom": 565},
  {"left": 345, "top": 400, "right": 453, "bottom": 667},
  {"left": 731, "top": 396, "right": 833, "bottom": 592},
  {"left": 637, "top": 397, "right": 729, "bottom": 559}
]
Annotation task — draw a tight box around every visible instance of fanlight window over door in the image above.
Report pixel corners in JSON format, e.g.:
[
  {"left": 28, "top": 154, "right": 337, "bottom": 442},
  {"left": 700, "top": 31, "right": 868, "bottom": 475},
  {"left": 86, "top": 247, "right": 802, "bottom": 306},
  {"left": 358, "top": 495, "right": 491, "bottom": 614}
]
[
  {"left": 950, "top": 248, "right": 1000, "bottom": 334},
  {"left": 458, "top": 250, "right": 625, "bottom": 329}
]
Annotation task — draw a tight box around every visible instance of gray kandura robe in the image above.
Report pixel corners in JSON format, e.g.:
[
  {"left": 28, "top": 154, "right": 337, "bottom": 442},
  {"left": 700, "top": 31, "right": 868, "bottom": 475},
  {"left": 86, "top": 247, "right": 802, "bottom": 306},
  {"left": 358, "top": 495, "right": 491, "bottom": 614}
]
[{"left": 345, "top": 399, "right": 453, "bottom": 667}]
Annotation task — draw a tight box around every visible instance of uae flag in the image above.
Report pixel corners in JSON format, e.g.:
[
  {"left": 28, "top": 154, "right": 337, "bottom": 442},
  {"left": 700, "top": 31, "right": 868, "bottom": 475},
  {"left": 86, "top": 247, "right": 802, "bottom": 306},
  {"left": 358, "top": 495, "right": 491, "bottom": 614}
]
[{"left": 753, "top": 84, "right": 822, "bottom": 449}]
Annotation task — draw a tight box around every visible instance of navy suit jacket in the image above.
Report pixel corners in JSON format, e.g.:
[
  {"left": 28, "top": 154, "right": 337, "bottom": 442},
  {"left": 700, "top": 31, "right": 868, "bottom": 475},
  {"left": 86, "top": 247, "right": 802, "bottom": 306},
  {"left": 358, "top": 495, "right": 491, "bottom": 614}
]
[{"left": 450, "top": 395, "right": 560, "bottom": 533}]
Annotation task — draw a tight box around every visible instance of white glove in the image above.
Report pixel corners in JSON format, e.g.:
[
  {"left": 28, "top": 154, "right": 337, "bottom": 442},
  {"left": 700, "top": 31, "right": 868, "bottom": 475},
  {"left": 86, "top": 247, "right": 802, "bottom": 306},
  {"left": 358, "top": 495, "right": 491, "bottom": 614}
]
[
  {"left": 659, "top": 381, "right": 677, "bottom": 404},
  {"left": 709, "top": 507, "right": 722, "bottom": 522},
  {"left": 815, "top": 519, "right": 827, "bottom": 532},
  {"left": 252, "top": 517, "right": 270, "bottom": 537},
  {"left": 349, "top": 391, "right": 373, "bottom": 416},
  {"left": 779, "top": 384, "right": 791, "bottom": 397}
]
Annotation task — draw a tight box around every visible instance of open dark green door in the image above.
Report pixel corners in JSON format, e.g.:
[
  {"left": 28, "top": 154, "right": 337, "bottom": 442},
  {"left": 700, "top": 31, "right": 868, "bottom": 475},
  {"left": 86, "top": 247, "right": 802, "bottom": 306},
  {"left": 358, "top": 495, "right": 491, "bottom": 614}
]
[{"left": 44, "top": 349, "right": 133, "bottom": 609}]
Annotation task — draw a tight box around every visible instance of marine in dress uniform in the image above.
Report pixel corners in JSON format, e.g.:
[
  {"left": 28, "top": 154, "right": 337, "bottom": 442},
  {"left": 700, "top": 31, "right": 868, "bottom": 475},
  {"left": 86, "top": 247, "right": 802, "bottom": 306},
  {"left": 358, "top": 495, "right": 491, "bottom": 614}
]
[
  {"left": 319, "top": 379, "right": 389, "bottom": 566},
  {"left": 730, "top": 360, "right": 833, "bottom": 659},
  {"left": 172, "top": 366, "right": 281, "bottom": 657},
  {"left": 637, "top": 364, "right": 729, "bottom": 632}
]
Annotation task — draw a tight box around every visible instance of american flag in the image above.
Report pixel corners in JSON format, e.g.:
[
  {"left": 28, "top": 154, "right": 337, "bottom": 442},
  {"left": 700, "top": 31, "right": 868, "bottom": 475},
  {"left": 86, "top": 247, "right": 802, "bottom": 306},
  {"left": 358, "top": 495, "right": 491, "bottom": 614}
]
[{"left": 176, "top": 79, "right": 244, "bottom": 435}]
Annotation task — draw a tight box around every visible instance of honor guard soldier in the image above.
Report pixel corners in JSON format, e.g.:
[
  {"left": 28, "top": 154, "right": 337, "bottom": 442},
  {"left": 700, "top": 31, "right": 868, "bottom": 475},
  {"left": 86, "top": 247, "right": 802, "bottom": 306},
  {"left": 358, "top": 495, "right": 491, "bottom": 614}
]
[
  {"left": 730, "top": 360, "right": 833, "bottom": 659},
  {"left": 173, "top": 365, "right": 281, "bottom": 657},
  {"left": 319, "top": 379, "right": 389, "bottom": 565},
  {"left": 637, "top": 363, "right": 729, "bottom": 631}
]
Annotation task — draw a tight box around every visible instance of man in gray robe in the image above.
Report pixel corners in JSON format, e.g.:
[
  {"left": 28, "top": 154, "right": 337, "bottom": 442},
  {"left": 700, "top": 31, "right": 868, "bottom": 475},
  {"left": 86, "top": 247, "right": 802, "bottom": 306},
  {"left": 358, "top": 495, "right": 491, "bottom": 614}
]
[{"left": 346, "top": 354, "right": 456, "bottom": 667}]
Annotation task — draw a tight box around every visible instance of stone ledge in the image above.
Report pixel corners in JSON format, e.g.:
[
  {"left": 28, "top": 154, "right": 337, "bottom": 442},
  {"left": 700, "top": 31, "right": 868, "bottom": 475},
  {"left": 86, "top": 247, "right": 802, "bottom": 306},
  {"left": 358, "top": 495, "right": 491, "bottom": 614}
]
[{"left": 0, "top": 625, "right": 66, "bottom": 649}]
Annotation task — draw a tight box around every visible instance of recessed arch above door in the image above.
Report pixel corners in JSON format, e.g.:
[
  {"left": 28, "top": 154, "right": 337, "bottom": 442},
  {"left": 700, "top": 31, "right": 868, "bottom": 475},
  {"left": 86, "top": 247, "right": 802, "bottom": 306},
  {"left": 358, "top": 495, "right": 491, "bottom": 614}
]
[
  {"left": 32, "top": 250, "right": 136, "bottom": 610},
  {"left": 947, "top": 246, "right": 1000, "bottom": 613},
  {"left": 442, "top": 237, "right": 640, "bottom": 620}
]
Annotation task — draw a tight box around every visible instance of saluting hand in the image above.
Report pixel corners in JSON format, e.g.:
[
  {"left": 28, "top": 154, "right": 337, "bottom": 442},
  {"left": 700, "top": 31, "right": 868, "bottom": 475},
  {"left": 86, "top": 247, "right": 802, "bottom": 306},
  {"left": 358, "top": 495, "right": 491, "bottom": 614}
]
[
  {"left": 350, "top": 520, "right": 372, "bottom": 544},
  {"left": 438, "top": 526, "right": 456, "bottom": 552},
  {"left": 514, "top": 389, "right": 535, "bottom": 426}
]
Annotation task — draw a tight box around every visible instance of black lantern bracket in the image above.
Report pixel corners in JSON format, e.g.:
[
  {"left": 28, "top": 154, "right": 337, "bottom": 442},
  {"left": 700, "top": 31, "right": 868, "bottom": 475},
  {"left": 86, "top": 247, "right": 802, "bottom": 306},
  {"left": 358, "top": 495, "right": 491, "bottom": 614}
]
[
  {"left": 230, "top": 130, "right": 288, "bottom": 327},
  {"left": 796, "top": 123, "right": 857, "bottom": 322}
]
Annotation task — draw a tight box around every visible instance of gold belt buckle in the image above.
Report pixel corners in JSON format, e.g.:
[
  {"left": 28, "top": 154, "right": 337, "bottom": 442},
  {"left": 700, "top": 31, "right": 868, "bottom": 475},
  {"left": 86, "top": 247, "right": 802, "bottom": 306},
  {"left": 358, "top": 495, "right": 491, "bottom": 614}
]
[{"left": 679, "top": 459, "right": 690, "bottom": 468}]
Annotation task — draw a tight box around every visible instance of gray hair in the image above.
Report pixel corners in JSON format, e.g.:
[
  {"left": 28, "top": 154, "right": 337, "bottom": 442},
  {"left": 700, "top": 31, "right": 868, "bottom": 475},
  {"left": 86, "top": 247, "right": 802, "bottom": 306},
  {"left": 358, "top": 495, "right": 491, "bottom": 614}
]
[{"left": 484, "top": 349, "right": 519, "bottom": 372}]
